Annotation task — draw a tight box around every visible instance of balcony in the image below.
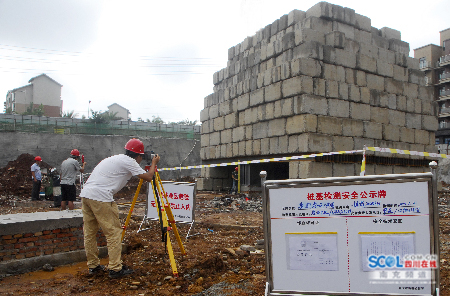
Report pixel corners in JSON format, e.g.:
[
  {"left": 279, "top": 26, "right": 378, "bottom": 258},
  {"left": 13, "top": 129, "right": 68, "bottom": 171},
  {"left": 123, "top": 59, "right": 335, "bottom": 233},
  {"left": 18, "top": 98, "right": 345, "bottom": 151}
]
[
  {"left": 440, "top": 89, "right": 450, "bottom": 98},
  {"left": 439, "top": 121, "right": 450, "bottom": 130},
  {"left": 419, "top": 60, "right": 434, "bottom": 70},
  {"left": 440, "top": 55, "right": 450, "bottom": 67},
  {"left": 440, "top": 107, "right": 450, "bottom": 115},
  {"left": 439, "top": 72, "right": 450, "bottom": 84}
]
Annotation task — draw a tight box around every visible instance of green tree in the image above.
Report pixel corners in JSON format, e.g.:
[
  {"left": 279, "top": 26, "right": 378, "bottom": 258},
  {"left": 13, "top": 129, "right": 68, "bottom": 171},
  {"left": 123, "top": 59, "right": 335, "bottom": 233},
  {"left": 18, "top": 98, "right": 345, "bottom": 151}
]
[
  {"left": 61, "top": 110, "right": 78, "bottom": 118},
  {"left": 89, "top": 110, "right": 109, "bottom": 124},
  {"left": 150, "top": 115, "right": 165, "bottom": 124},
  {"left": 168, "top": 118, "right": 198, "bottom": 125},
  {"left": 4, "top": 107, "right": 14, "bottom": 114},
  {"left": 22, "top": 103, "right": 44, "bottom": 116}
]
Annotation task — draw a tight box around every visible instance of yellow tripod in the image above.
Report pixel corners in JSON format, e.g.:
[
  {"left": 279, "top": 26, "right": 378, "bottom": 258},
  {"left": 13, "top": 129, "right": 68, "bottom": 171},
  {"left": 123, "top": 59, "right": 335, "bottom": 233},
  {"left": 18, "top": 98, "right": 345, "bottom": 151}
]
[{"left": 121, "top": 169, "right": 186, "bottom": 277}]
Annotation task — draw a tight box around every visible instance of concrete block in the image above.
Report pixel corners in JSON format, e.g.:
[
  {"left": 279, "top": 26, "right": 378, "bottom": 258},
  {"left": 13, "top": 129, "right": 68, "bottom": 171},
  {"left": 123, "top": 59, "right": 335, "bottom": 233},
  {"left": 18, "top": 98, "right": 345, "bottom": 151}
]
[
  {"left": 289, "top": 160, "right": 299, "bottom": 178},
  {"left": 249, "top": 88, "right": 264, "bottom": 107},
  {"left": 325, "top": 31, "right": 346, "bottom": 48},
  {"left": 418, "top": 86, "right": 434, "bottom": 101},
  {"left": 396, "top": 95, "right": 407, "bottom": 111},
  {"left": 236, "top": 94, "right": 249, "bottom": 111},
  {"left": 326, "top": 80, "right": 339, "bottom": 98},
  {"left": 403, "top": 83, "right": 418, "bottom": 99},
  {"left": 274, "top": 97, "right": 294, "bottom": 117},
  {"left": 393, "top": 166, "right": 411, "bottom": 174},
  {"left": 200, "top": 108, "right": 209, "bottom": 122},
  {"left": 306, "top": 2, "right": 333, "bottom": 19},
  {"left": 366, "top": 74, "right": 385, "bottom": 91},
  {"left": 380, "top": 27, "right": 401, "bottom": 40},
  {"left": 354, "top": 70, "right": 366, "bottom": 87},
  {"left": 314, "top": 78, "right": 326, "bottom": 96},
  {"left": 408, "top": 69, "right": 425, "bottom": 85},
  {"left": 220, "top": 129, "right": 232, "bottom": 144},
  {"left": 307, "top": 133, "right": 334, "bottom": 152},
  {"left": 298, "top": 161, "right": 333, "bottom": 178},
  {"left": 422, "top": 115, "right": 438, "bottom": 131},
  {"left": 394, "top": 53, "right": 408, "bottom": 67},
  {"left": 389, "top": 39, "right": 410, "bottom": 55},
  {"left": 355, "top": 13, "right": 371, "bottom": 32},
  {"left": 264, "top": 82, "right": 282, "bottom": 103},
  {"left": 197, "top": 177, "right": 213, "bottom": 191},
  {"left": 264, "top": 102, "right": 274, "bottom": 120},
  {"left": 335, "top": 48, "right": 357, "bottom": 68},
  {"left": 281, "top": 62, "right": 291, "bottom": 80},
  {"left": 370, "top": 107, "right": 389, "bottom": 124},
  {"left": 378, "top": 48, "right": 395, "bottom": 64},
  {"left": 252, "top": 139, "right": 261, "bottom": 155},
  {"left": 350, "top": 102, "right": 370, "bottom": 120},
  {"left": 271, "top": 19, "right": 279, "bottom": 37},
  {"left": 219, "top": 101, "right": 232, "bottom": 116},
  {"left": 323, "top": 63, "right": 337, "bottom": 80},
  {"left": 374, "top": 164, "right": 393, "bottom": 175},
  {"left": 276, "top": 136, "right": 289, "bottom": 154},
  {"left": 318, "top": 116, "right": 343, "bottom": 135},
  {"left": 328, "top": 98, "right": 349, "bottom": 117},
  {"left": 354, "top": 29, "right": 372, "bottom": 45},
  {"left": 345, "top": 68, "right": 355, "bottom": 84},
  {"left": 238, "top": 141, "right": 246, "bottom": 156},
  {"left": 345, "top": 39, "right": 360, "bottom": 54},
  {"left": 379, "top": 93, "right": 395, "bottom": 109},
  {"left": 388, "top": 109, "right": 406, "bottom": 127},
  {"left": 376, "top": 60, "right": 393, "bottom": 77},
  {"left": 348, "top": 84, "right": 361, "bottom": 103},
  {"left": 406, "top": 97, "right": 415, "bottom": 113},
  {"left": 415, "top": 129, "right": 430, "bottom": 145},
  {"left": 252, "top": 122, "right": 269, "bottom": 140},
  {"left": 383, "top": 125, "right": 400, "bottom": 141},
  {"left": 213, "top": 116, "right": 225, "bottom": 131},
  {"left": 294, "top": 94, "right": 328, "bottom": 115},
  {"left": 360, "top": 87, "right": 370, "bottom": 104},
  {"left": 224, "top": 113, "right": 238, "bottom": 129},
  {"left": 245, "top": 125, "right": 253, "bottom": 140},
  {"left": 291, "top": 58, "right": 322, "bottom": 77},
  {"left": 288, "top": 9, "right": 306, "bottom": 26},
  {"left": 405, "top": 113, "right": 421, "bottom": 129},
  {"left": 210, "top": 132, "right": 220, "bottom": 146},
  {"left": 286, "top": 114, "right": 318, "bottom": 134},
  {"left": 282, "top": 76, "right": 314, "bottom": 98},
  {"left": 338, "top": 82, "right": 349, "bottom": 100},
  {"left": 268, "top": 118, "right": 286, "bottom": 137},
  {"left": 282, "top": 31, "right": 295, "bottom": 51},
  {"left": 342, "top": 118, "right": 363, "bottom": 137},
  {"left": 295, "top": 28, "right": 325, "bottom": 45},
  {"left": 323, "top": 45, "right": 336, "bottom": 64},
  {"left": 209, "top": 104, "right": 219, "bottom": 119},
  {"left": 421, "top": 100, "right": 433, "bottom": 116},
  {"left": 360, "top": 43, "right": 378, "bottom": 59},
  {"left": 232, "top": 126, "right": 245, "bottom": 143},
  {"left": 407, "top": 57, "right": 420, "bottom": 71},
  {"left": 356, "top": 53, "right": 377, "bottom": 73},
  {"left": 259, "top": 138, "right": 269, "bottom": 155},
  {"left": 333, "top": 136, "right": 354, "bottom": 151},
  {"left": 293, "top": 41, "right": 323, "bottom": 61},
  {"left": 364, "top": 122, "right": 382, "bottom": 139},
  {"left": 414, "top": 98, "right": 422, "bottom": 113},
  {"left": 332, "top": 21, "right": 354, "bottom": 39},
  {"left": 384, "top": 78, "right": 404, "bottom": 95},
  {"left": 333, "top": 163, "right": 356, "bottom": 177},
  {"left": 372, "top": 34, "right": 389, "bottom": 50},
  {"left": 201, "top": 134, "right": 209, "bottom": 147}
]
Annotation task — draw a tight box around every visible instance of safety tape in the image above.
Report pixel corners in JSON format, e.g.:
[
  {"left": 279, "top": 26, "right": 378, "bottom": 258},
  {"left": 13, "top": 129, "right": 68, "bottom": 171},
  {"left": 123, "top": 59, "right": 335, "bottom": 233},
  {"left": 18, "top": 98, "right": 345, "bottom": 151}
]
[
  {"left": 158, "top": 149, "right": 364, "bottom": 171},
  {"left": 158, "top": 146, "right": 448, "bottom": 171}
]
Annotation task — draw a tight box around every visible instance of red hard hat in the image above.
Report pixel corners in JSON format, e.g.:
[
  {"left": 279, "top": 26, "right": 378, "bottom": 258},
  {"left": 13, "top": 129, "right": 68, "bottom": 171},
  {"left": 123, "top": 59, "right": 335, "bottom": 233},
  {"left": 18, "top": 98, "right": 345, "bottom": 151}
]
[
  {"left": 124, "top": 138, "right": 145, "bottom": 154},
  {"left": 70, "top": 149, "right": 80, "bottom": 156},
  {"left": 235, "top": 167, "right": 238, "bottom": 171},
  {"left": 35, "top": 156, "right": 42, "bottom": 161}
]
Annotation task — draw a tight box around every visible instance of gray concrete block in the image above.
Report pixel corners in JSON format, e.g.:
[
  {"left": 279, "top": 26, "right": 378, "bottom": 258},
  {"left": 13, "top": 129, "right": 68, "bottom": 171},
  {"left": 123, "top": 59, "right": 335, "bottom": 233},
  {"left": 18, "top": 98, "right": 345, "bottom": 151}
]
[
  {"left": 333, "top": 162, "right": 355, "bottom": 177},
  {"left": 389, "top": 39, "right": 410, "bottom": 54},
  {"left": 201, "top": 134, "right": 209, "bottom": 147},
  {"left": 323, "top": 45, "right": 336, "bottom": 64},
  {"left": 335, "top": 48, "right": 357, "bottom": 68},
  {"left": 265, "top": 102, "right": 274, "bottom": 120},
  {"left": 406, "top": 97, "right": 415, "bottom": 113},
  {"left": 232, "top": 126, "right": 245, "bottom": 142},
  {"left": 360, "top": 87, "right": 370, "bottom": 104},
  {"left": 378, "top": 48, "right": 395, "bottom": 64},
  {"left": 379, "top": 93, "right": 395, "bottom": 109},
  {"left": 418, "top": 86, "right": 434, "bottom": 101},
  {"left": 306, "top": 2, "right": 333, "bottom": 19},
  {"left": 302, "top": 133, "right": 333, "bottom": 152},
  {"left": 396, "top": 95, "right": 407, "bottom": 111},
  {"left": 323, "top": 63, "right": 337, "bottom": 80},
  {"left": 314, "top": 78, "right": 326, "bottom": 96},
  {"left": 371, "top": 107, "right": 389, "bottom": 124},
  {"left": 274, "top": 98, "right": 294, "bottom": 117},
  {"left": 286, "top": 114, "right": 318, "bottom": 134},
  {"left": 422, "top": 115, "right": 438, "bottom": 131},
  {"left": 354, "top": 29, "right": 372, "bottom": 45},
  {"left": 415, "top": 129, "right": 430, "bottom": 145},
  {"left": 326, "top": 80, "right": 339, "bottom": 98},
  {"left": 209, "top": 104, "right": 219, "bottom": 119},
  {"left": 374, "top": 164, "right": 393, "bottom": 175},
  {"left": 210, "top": 131, "right": 221, "bottom": 146},
  {"left": 295, "top": 28, "right": 325, "bottom": 46},
  {"left": 363, "top": 121, "right": 382, "bottom": 139},
  {"left": 407, "top": 57, "right": 420, "bottom": 71},
  {"left": 220, "top": 129, "right": 232, "bottom": 144},
  {"left": 332, "top": 21, "right": 355, "bottom": 39},
  {"left": 288, "top": 9, "right": 306, "bottom": 26},
  {"left": 348, "top": 84, "right": 361, "bottom": 103},
  {"left": 394, "top": 53, "right": 408, "bottom": 67},
  {"left": 318, "top": 116, "right": 343, "bottom": 135},
  {"left": 252, "top": 122, "right": 269, "bottom": 140},
  {"left": 338, "top": 82, "right": 349, "bottom": 100},
  {"left": 366, "top": 74, "right": 385, "bottom": 91},
  {"left": 350, "top": 102, "right": 370, "bottom": 120},
  {"left": 360, "top": 42, "right": 378, "bottom": 58},
  {"left": 238, "top": 141, "right": 246, "bottom": 156},
  {"left": 372, "top": 34, "right": 389, "bottom": 50},
  {"left": 291, "top": 58, "right": 322, "bottom": 78},
  {"left": 200, "top": 108, "right": 209, "bottom": 122},
  {"left": 403, "top": 83, "right": 418, "bottom": 99},
  {"left": 298, "top": 161, "right": 333, "bottom": 178},
  {"left": 268, "top": 118, "right": 287, "bottom": 137},
  {"left": 380, "top": 27, "right": 401, "bottom": 40},
  {"left": 384, "top": 78, "right": 404, "bottom": 95},
  {"left": 245, "top": 124, "right": 253, "bottom": 140},
  {"left": 345, "top": 68, "right": 355, "bottom": 84},
  {"left": 249, "top": 88, "right": 264, "bottom": 106},
  {"left": 408, "top": 69, "right": 425, "bottom": 85},
  {"left": 328, "top": 98, "right": 349, "bottom": 117},
  {"left": 355, "top": 13, "right": 371, "bottom": 32},
  {"left": 282, "top": 76, "right": 314, "bottom": 98},
  {"left": 333, "top": 136, "right": 354, "bottom": 151},
  {"left": 345, "top": 38, "right": 361, "bottom": 54},
  {"left": 252, "top": 139, "right": 261, "bottom": 155},
  {"left": 388, "top": 110, "right": 406, "bottom": 127},
  {"left": 405, "top": 113, "right": 421, "bottom": 129},
  {"left": 295, "top": 94, "right": 328, "bottom": 115},
  {"left": 213, "top": 116, "right": 225, "bottom": 131},
  {"left": 342, "top": 118, "right": 363, "bottom": 137},
  {"left": 356, "top": 53, "right": 377, "bottom": 73},
  {"left": 293, "top": 41, "right": 324, "bottom": 61},
  {"left": 265, "top": 82, "right": 282, "bottom": 103},
  {"left": 271, "top": 19, "right": 279, "bottom": 37},
  {"left": 260, "top": 138, "right": 269, "bottom": 155},
  {"left": 383, "top": 124, "right": 400, "bottom": 141},
  {"left": 219, "top": 101, "right": 232, "bottom": 116},
  {"left": 325, "top": 31, "right": 346, "bottom": 48},
  {"left": 376, "top": 60, "right": 393, "bottom": 77},
  {"left": 282, "top": 31, "right": 296, "bottom": 51},
  {"left": 355, "top": 70, "right": 367, "bottom": 86}
]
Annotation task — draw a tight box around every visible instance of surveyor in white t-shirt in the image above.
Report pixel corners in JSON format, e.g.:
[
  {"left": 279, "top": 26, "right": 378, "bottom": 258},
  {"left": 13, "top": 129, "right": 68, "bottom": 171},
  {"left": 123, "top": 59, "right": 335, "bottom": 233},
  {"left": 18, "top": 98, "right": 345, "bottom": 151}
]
[{"left": 80, "top": 138, "right": 160, "bottom": 278}]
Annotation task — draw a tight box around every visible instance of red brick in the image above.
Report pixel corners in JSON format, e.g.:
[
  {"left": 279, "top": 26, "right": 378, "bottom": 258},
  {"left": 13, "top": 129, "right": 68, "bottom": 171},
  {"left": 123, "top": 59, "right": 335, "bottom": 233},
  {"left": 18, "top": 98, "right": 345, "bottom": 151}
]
[
  {"left": 43, "top": 230, "right": 51, "bottom": 235},
  {"left": 3, "top": 245, "right": 14, "bottom": 250},
  {"left": 23, "top": 233, "right": 34, "bottom": 238},
  {"left": 13, "top": 234, "right": 23, "bottom": 238},
  {"left": 34, "top": 232, "right": 43, "bottom": 236},
  {"left": 25, "top": 252, "right": 35, "bottom": 258},
  {"left": 1, "top": 255, "right": 12, "bottom": 261},
  {"left": 2, "top": 235, "right": 13, "bottom": 240},
  {"left": 14, "top": 243, "right": 24, "bottom": 249},
  {"left": 69, "top": 237, "right": 78, "bottom": 241},
  {"left": 18, "top": 237, "right": 38, "bottom": 243},
  {"left": 44, "top": 250, "right": 53, "bottom": 255},
  {"left": 4, "top": 239, "right": 17, "bottom": 244},
  {"left": 53, "top": 239, "right": 61, "bottom": 244},
  {"left": 42, "top": 234, "right": 56, "bottom": 240},
  {"left": 15, "top": 254, "right": 25, "bottom": 260},
  {"left": 52, "top": 229, "right": 61, "bottom": 234},
  {"left": 26, "top": 242, "right": 35, "bottom": 247},
  {"left": 70, "top": 228, "right": 78, "bottom": 232}
]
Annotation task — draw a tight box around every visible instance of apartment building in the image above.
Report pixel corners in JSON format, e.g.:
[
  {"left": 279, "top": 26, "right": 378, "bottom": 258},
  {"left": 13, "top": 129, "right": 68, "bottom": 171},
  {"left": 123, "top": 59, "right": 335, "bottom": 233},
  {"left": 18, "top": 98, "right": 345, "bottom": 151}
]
[
  {"left": 414, "top": 28, "right": 450, "bottom": 147},
  {"left": 4, "top": 74, "right": 63, "bottom": 117}
]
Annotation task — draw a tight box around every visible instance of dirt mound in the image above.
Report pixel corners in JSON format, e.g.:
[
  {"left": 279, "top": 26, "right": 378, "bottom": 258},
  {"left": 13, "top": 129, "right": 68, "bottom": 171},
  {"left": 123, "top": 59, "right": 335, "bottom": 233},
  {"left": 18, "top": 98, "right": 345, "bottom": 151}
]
[{"left": 0, "top": 153, "right": 52, "bottom": 197}]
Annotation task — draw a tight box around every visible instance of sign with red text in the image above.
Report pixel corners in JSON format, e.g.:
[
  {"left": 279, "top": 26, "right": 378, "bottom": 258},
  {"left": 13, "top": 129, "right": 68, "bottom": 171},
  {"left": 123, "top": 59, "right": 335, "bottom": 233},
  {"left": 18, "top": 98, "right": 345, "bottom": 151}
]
[{"left": 147, "top": 182, "right": 195, "bottom": 223}]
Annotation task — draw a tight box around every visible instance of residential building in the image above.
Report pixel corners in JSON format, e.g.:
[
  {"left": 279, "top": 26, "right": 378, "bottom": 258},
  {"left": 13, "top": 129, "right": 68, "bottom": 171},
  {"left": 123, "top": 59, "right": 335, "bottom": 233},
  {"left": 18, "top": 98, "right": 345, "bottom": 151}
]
[
  {"left": 107, "top": 103, "right": 130, "bottom": 120},
  {"left": 4, "top": 74, "right": 63, "bottom": 117},
  {"left": 414, "top": 28, "right": 450, "bottom": 146}
]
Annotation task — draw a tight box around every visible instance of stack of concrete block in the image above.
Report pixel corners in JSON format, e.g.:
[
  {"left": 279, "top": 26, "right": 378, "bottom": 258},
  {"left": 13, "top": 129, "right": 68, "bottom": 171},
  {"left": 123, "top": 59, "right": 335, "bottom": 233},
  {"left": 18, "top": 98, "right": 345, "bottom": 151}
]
[{"left": 199, "top": 1, "right": 437, "bottom": 189}]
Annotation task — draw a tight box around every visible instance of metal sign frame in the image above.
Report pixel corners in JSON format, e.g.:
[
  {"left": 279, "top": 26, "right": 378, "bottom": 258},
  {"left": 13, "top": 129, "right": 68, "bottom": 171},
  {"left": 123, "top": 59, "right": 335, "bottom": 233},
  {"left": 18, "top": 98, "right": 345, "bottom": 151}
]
[{"left": 262, "top": 171, "right": 439, "bottom": 296}]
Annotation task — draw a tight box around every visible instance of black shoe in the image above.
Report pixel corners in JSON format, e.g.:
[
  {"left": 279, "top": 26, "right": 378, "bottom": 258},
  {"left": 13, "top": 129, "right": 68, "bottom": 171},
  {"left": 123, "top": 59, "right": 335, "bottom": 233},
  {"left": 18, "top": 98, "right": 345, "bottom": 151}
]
[
  {"left": 88, "top": 265, "right": 105, "bottom": 275},
  {"left": 109, "top": 265, "right": 133, "bottom": 279}
]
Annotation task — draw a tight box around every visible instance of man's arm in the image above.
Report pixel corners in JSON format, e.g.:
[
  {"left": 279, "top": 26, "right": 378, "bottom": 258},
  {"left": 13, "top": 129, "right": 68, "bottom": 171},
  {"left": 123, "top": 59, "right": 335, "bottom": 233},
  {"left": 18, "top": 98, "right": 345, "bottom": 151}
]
[
  {"left": 80, "top": 162, "right": 86, "bottom": 173},
  {"left": 137, "top": 155, "right": 160, "bottom": 182},
  {"left": 31, "top": 171, "right": 36, "bottom": 181}
]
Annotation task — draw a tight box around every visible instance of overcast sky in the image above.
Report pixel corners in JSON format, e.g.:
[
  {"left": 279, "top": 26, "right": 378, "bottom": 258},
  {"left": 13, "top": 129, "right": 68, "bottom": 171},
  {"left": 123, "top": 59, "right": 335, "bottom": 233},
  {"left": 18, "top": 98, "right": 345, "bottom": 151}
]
[{"left": 0, "top": 0, "right": 448, "bottom": 123}]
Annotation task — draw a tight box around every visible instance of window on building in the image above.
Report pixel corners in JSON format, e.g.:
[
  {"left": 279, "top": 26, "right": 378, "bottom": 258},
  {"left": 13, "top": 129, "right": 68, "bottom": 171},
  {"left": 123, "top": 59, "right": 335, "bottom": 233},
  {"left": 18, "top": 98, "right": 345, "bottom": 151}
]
[
  {"left": 445, "top": 137, "right": 450, "bottom": 144},
  {"left": 419, "top": 57, "right": 426, "bottom": 68}
]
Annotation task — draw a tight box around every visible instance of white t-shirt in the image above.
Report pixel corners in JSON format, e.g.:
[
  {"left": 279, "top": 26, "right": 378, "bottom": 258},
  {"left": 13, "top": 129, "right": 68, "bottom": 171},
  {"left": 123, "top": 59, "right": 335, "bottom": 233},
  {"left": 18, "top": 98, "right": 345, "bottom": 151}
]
[{"left": 80, "top": 154, "right": 146, "bottom": 202}]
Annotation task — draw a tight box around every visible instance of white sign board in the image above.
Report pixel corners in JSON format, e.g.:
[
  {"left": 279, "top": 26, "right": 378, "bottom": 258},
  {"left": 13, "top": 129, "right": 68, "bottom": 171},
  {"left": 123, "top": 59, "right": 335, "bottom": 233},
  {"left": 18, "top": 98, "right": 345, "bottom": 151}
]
[
  {"left": 264, "top": 173, "right": 438, "bottom": 296},
  {"left": 147, "top": 182, "right": 195, "bottom": 223}
]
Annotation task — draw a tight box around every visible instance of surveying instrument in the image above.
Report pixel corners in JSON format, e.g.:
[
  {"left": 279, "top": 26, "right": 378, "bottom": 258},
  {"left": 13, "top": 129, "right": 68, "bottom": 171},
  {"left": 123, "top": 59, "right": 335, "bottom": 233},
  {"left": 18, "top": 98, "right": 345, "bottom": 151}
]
[{"left": 121, "top": 153, "right": 186, "bottom": 277}]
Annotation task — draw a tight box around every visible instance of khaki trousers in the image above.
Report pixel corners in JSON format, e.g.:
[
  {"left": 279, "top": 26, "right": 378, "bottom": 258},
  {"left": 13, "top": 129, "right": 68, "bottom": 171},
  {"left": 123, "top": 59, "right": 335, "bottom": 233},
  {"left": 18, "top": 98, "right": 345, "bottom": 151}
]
[{"left": 82, "top": 198, "right": 122, "bottom": 271}]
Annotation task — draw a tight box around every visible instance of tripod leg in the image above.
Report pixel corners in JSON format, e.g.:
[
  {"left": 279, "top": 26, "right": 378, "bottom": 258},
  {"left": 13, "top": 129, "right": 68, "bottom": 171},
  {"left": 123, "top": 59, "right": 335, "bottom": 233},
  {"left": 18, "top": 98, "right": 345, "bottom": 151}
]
[{"left": 121, "top": 178, "right": 143, "bottom": 242}]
